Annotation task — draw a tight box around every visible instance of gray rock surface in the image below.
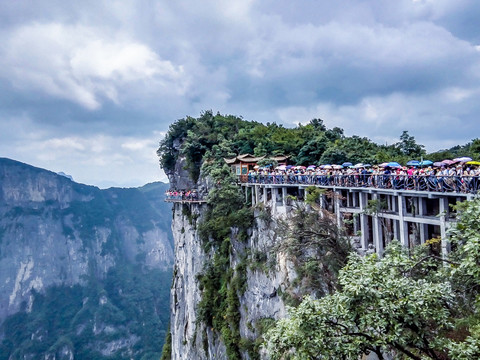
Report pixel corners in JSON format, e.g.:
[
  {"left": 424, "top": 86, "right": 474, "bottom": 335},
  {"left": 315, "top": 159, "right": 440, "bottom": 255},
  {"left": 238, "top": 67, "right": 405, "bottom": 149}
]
[
  {"left": 168, "top": 178, "right": 296, "bottom": 359},
  {"left": 0, "top": 158, "right": 173, "bottom": 325}
]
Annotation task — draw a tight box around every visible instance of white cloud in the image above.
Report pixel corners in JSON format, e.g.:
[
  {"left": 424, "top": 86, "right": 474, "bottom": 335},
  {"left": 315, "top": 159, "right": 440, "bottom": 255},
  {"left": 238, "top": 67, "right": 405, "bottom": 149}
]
[{"left": 0, "top": 22, "right": 186, "bottom": 110}]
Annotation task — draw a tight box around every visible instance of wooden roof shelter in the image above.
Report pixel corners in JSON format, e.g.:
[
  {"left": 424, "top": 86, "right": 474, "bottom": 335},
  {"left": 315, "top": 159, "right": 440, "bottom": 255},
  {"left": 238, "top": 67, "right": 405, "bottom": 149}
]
[{"left": 224, "top": 154, "right": 289, "bottom": 175}]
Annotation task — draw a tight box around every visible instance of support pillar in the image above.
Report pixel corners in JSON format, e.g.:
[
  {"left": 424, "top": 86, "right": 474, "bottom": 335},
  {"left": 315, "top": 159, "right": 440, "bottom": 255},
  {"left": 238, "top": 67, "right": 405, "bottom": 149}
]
[
  {"left": 334, "top": 190, "right": 342, "bottom": 229},
  {"left": 272, "top": 188, "right": 278, "bottom": 212},
  {"left": 439, "top": 197, "right": 450, "bottom": 258},
  {"left": 359, "top": 192, "right": 369, "bottom": 251},
  {"left": 263, "top": 188, "right": 268, "bottom": 205},
  {"left": 398, "top": 194, "right": 409, "bottom": 248},
  {"left": 255, "top": 185, "right": 259, "bottom": 205},
  {"left": 282, "top": 187, "right": 287, "bottom": 207},
  {"left": 372, "top": 193, "right": 383, "bottom": 256},
  {"left": 418, "top": 197, "right": 428, "bottom": 244}
]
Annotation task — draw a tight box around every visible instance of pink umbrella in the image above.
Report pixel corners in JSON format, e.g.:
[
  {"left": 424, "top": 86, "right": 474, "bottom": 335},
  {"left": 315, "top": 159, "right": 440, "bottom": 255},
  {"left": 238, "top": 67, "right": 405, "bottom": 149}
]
[
  {"left": 453, "top": 156, "right": 473, "bottom": 163},
  {"left": 441, "top": 159, "right": 455, "bottom": 165}
]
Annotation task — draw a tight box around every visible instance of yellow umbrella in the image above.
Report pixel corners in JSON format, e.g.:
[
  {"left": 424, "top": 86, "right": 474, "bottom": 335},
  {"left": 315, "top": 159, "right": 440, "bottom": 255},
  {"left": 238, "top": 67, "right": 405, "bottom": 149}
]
[{"left": 466, "top": 161, "right": 480, "bottom": 165}]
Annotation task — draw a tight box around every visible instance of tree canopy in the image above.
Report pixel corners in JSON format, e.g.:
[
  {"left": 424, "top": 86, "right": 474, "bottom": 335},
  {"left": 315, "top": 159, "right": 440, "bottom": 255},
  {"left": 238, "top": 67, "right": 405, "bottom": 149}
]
[{"left": 157, "top": 111, "right": 476, "bottom": 183}]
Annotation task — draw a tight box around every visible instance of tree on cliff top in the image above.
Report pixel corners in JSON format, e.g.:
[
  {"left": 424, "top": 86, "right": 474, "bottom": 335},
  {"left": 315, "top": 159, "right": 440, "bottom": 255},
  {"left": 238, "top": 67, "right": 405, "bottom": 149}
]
[{"left": 156, "top": 112, "right": 421, "bottom": 183}]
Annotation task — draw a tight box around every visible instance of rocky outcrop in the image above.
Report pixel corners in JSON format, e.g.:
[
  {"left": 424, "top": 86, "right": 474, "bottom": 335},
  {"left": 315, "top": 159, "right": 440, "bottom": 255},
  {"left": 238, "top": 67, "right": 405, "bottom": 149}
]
[{"left": 168, "top": 166, "right": 296, "bottom": 360}]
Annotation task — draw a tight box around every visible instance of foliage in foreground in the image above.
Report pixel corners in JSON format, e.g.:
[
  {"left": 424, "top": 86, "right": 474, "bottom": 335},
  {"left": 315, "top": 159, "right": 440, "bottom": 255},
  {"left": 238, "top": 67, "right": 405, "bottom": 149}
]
[{"left": 265, "top": 198, "right": 480, "bottom": 360}]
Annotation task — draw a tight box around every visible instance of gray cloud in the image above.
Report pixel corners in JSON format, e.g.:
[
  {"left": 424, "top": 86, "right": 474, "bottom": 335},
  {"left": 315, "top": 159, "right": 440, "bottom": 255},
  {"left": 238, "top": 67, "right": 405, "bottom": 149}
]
[{"left": 0, "top": 0, "right": 479, "bottom": 187}]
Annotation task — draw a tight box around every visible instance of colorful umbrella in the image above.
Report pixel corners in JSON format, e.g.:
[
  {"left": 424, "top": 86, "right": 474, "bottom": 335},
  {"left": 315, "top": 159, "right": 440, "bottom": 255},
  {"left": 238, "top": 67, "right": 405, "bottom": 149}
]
[
  {"left": 342, "top": 162, "right": 353, "bottom": 167},
  {"left": 466, "top": 161, "right": 480, "bottom": 165},
  {"left": 386, "top": 162, "right": 402, "bottom": 168},
  {"left": 419, "top": 160, "right": 433, "bottom": 166},
  {"left": 406, "top": 160, "right": 420, "bottom": 166},
  {"left": 433, "top": 162, "right": 445, "bottom": 167},
  {"left": 453, "top": 156, "right": 473, "bottom": 163}
]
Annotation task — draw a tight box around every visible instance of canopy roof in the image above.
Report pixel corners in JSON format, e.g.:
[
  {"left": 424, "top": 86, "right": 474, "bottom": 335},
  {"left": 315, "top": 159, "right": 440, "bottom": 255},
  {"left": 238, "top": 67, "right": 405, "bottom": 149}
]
[{"left": 224, "top": 154, "right": 289, "bottom": 165}]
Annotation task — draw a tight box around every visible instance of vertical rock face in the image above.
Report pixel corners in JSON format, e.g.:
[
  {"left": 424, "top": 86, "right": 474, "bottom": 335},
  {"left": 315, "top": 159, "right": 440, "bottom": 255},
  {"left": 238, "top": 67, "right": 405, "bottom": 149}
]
[
  {"left": 0, "top": 158, "right": 174, "bottom": 358},
  {"left": 168, "top": 181, "right": 295, "bottom": 359}
]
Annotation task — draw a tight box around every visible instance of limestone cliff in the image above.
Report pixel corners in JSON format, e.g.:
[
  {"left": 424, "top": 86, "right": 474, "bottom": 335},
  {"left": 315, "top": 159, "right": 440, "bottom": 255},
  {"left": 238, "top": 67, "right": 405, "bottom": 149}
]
[
  {"left": 0, "top": 158, "right": 173, "bottom": 359},
  {"left": 167, "top": 163, "right": 297, "bottom": 360}
]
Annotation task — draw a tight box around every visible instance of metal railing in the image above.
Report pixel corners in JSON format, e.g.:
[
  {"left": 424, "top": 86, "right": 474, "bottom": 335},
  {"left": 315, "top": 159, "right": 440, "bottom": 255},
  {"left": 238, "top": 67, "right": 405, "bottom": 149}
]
[
  {"left": 165, "top": 193, "right": 206, "bottom": 203},
  {"left": 242, "top": 174, "right": 480, "bottom": 194}
]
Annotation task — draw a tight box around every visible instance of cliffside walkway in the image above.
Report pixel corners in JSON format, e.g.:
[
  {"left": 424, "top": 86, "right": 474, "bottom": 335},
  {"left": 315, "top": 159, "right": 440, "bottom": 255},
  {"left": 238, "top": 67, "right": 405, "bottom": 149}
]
[
  {"left": 240, "top": 174, "right": 477, "bottom": 258},
  {"left": 164, "top": 197, "right": 206, "bottom": 204},
  {"left": 241, "top": 174, "right": 480, "bottom": 194}
]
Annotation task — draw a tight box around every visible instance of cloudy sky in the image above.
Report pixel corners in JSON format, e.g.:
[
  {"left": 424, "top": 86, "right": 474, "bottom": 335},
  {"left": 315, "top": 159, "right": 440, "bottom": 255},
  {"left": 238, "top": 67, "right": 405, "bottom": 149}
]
[{"left": 1, "top": 0, "right": 479, "bottom": 188}]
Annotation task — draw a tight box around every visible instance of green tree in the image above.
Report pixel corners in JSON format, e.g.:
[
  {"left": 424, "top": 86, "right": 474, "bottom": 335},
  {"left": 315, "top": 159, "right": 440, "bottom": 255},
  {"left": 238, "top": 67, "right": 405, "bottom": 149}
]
[
  {"left": 265, "top": 241, "right": 453, "bottom": 359},
  {"left": 396, "top": 131, "right": 426, "bottom": 157}
]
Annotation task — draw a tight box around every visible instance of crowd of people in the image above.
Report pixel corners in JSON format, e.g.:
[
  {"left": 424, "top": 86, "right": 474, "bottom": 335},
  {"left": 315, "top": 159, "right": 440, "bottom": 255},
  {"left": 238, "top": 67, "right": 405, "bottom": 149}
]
[
  {"left": 245, "top": 162, "right": 480, "bottom": 193},
  {"left": 165, "top": 189, "right": 202, "bottom": 201}
]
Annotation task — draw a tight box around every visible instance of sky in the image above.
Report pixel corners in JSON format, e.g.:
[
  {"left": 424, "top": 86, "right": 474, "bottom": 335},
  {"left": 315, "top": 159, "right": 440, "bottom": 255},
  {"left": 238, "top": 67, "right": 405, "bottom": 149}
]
[{"left": 1, "top": 0, "right": 480, "bottom": 188}]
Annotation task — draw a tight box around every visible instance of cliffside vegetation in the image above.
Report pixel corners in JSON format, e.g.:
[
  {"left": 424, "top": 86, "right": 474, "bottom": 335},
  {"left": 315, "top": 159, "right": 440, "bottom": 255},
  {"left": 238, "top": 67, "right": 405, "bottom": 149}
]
[
  {"left": 157, "top": 111, "right": 480, "bottom": 182},
  {"left": 265, "top": 198, "right": 480, "bottom": 360}
]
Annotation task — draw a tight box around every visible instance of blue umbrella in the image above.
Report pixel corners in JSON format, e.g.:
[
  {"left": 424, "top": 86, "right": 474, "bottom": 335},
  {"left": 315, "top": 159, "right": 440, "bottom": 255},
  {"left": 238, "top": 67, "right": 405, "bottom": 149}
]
[
  {"left": 419, "top": 160, "right": 433, "bottom": 166},
  {"left": 386, "top": 162, "right": 401, "bottom": 168},
  {"left": 406, "top": 160, "right": 420, "bottom": 166},
  {"left": 342, "top": 162, "right": 353, "bottom": 167}
]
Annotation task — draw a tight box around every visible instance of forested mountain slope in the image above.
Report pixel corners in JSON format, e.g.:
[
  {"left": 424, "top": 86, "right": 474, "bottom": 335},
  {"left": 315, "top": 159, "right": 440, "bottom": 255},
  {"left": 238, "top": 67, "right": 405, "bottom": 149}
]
[{"left": 0, "top": 157, "right": 173, "bottom": 359}]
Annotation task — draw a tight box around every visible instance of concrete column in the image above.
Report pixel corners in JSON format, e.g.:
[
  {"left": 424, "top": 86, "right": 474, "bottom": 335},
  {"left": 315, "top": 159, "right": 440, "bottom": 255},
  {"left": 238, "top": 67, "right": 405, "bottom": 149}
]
[
  {"left": 282, "top": 187, "right": 287, "bottom": 207},
  {"left": 251, "top": 186, "right": 255, "bottom": 205},
  {"left": 398, "top": 194, "right": 409, "bottom": 248},
  {"left": 334, "top": 190, "right": 342, "bottom": 229},
  {"left": 359, "top": 192, "right": 369, "bottom": 250},
  {"left": 352, "top": 191, "right": 358, "bottom": 208},
  {"left": 393, "top": 219, "right": 399, "bottom": 241},
  {"left": 418, "top": 197, "right": 428, "bottom": 244},
  {"left": 263, "top": 188, "right": 268, "bottom": 205},
  {"left": 439, "top": 197, "right": 450, "bottom": 258},
  {"left": 255, "top": 185, "right": 259, "bottom": 205},
  {"left": 372, "top": 193, "right": 383, "bottom": 256},
  {"left": 272, "top": 188, "right": 278, "bottom": 212}
]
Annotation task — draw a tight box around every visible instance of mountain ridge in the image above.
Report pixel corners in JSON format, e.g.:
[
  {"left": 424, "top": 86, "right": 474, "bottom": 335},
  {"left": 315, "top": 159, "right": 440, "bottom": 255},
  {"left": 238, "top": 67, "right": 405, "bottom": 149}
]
[{"left": 0, "top": 157, "right": 173, "bottom": 359}]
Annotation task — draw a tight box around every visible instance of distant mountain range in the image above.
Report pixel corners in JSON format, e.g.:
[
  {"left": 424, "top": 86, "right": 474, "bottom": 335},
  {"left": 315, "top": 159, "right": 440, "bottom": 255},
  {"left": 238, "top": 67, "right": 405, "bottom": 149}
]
[{"left": 0, "top": 157, "right": 173, "bottom": 359}]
